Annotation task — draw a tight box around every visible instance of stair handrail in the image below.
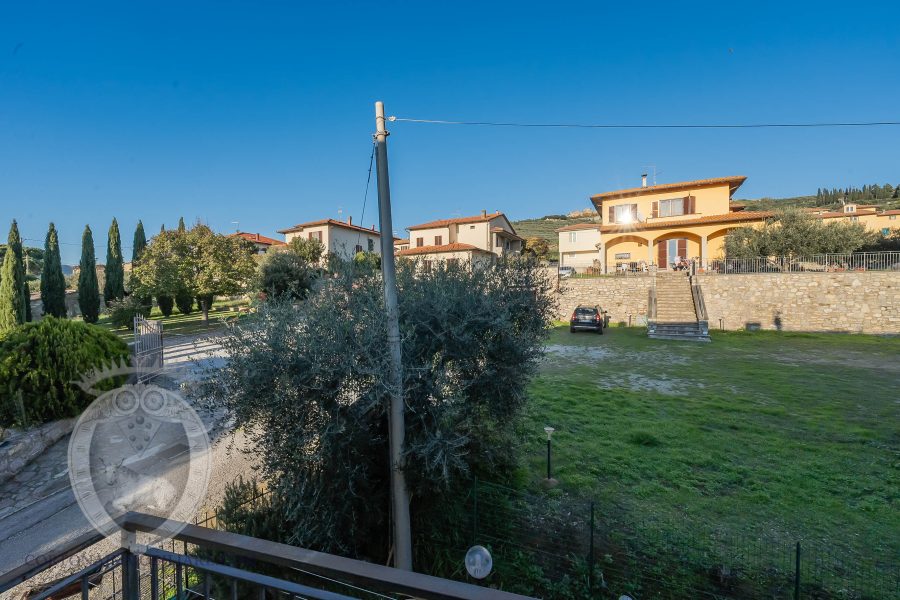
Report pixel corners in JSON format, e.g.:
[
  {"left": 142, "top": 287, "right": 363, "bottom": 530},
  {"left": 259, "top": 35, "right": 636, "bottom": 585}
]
[{"left": 690, "top": 279, "right": 708, "bottom": 322}]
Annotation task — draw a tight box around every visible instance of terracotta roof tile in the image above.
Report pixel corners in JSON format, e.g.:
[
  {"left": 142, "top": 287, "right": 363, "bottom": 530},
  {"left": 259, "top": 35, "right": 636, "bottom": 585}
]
[
  {"left": 491, "top": 227, "right": 524, "bottom": 241},
  {"left": 277, "top": 219, "right": 381, "bottom": 236},
  {"left": 556, "top": 222, "right": 601, "bottom": 232},
  {"left": 591, "top": 176, "right": 747, "bottom": 202},
  {"left": 229, "top": 232, "right": 285, "bottom": 246},
  {"left": 396, "top": 242, "right": 492, "bottom": 257},
  {"left": 600, "top": 211, "right": 773, "bottom": 233},
  {"left": 407, "top": 212, "right": 504, "bottom": 231}
]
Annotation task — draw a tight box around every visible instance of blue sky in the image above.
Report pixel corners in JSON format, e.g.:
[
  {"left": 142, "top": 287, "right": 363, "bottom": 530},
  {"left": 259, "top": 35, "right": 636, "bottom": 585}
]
[{"left": 2, "top": 1, "right": 899, "bottom": 263}]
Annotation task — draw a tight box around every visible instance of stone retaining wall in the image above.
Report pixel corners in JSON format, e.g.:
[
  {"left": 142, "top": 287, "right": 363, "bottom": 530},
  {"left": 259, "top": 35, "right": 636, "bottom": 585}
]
[
  {"left": 554, "top": 271, "right": 900, "bottom": 334},
  {"left": 555, "top": 276, "right": 653, "bottom": 324},
  {"left": 696, "top": 271, "right": 900, "bottom": 334},
  {"left": 0, "top": 419, "right": 75, "bottom": 485}
]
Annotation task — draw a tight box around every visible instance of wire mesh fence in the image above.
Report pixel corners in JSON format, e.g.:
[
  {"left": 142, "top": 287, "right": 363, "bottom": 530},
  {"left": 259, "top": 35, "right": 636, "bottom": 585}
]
[
  {"left": 451, "top": 479, "right": 899, "bottom": 600},
  {"left": 704, "top": 251, "right": 900, "bottom": 275}
]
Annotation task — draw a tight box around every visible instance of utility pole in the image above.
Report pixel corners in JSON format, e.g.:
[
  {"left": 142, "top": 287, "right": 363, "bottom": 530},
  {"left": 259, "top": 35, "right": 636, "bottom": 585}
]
[{"left": 374, "top": 100, "right": 413, "bottom": 571}]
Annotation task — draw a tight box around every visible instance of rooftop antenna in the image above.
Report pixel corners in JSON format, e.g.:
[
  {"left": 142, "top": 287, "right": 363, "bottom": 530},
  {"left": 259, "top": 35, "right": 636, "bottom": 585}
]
[
  {"left": 641, "top": 165, "right": 659, "bottom": 186},
  {"left": 337, "top": 206, "right": 344, "bottom": 220},
  {"left": 231, "top": 220, "right": 240, "bottom": 232}
]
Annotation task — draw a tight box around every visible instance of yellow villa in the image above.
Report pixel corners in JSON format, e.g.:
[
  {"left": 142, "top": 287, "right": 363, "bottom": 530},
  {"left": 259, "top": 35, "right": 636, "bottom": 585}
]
[{"left": 558, "top": 175, "right": 900, "bottom": 273}]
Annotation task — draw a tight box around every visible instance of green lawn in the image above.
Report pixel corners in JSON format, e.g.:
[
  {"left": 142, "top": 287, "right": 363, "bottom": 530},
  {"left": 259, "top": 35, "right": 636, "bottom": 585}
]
[
  {"left": 93, "top": 298, "right": 250, "bottom": 339},
  {"left": 521, "top": 326, "right": 898, "bottom": 596}
]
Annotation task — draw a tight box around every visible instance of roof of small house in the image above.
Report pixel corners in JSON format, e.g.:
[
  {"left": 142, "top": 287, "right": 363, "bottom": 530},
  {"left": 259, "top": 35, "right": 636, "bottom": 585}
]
[
  {"left": 277, "top": 218, "right": 381, "bottom": 236},
  {"left": 396, "top": 242, "right": 493, "bottom": 257},
  {"left": 591, "top": 176, "right": 747, "bottom": 203}
]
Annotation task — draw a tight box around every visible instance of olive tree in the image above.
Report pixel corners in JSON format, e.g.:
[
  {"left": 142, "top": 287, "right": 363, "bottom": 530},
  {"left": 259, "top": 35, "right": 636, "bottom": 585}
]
[
  {"left": 205, "top": 258, "right": 554, "bottom": 562},
  {"left": 725, "top": 209, "right": 876, "bottom": 258}
]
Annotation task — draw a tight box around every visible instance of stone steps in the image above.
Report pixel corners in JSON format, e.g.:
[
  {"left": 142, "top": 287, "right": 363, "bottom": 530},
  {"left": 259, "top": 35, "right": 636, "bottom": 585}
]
[{"left": 650, "top": 273, "right": 708, "bottom": 341}]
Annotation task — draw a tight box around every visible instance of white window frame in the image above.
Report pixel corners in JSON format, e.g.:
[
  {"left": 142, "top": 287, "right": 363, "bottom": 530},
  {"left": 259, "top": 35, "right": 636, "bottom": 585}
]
[
  {"left": 658, "top": 198, "right": 685, "bottom": 218},
  {"left": 568, "top": 232, "right": 577, "bottom": 243},
  {"left": 613, "top": 204, "right": 637, "bottom": 224}
]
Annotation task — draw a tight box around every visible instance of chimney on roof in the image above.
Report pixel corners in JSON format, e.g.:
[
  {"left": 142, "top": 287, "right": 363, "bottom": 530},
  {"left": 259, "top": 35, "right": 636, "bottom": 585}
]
[
  {"left": 348, "top": 216, "right": 352, "bottom": 225},
  {"left": 481, "top": 209, "right": 487, "bottom": 217},
  {"left": 641, "top": 174, "right": 648, "bottom": 188}
]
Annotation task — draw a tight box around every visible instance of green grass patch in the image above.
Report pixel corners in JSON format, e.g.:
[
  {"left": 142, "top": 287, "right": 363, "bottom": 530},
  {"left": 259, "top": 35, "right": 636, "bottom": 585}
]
[
  {"left": 516, "top": 326, "right": 899, "bottom": 596},
  {"left": 91, "top": 297, "right": 250, "bottom": 339}
]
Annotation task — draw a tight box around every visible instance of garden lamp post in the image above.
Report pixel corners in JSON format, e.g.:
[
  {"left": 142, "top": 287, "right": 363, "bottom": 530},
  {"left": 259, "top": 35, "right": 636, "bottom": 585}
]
[{"left": 544, "top": 426, "right": 555, "bottom": 480}]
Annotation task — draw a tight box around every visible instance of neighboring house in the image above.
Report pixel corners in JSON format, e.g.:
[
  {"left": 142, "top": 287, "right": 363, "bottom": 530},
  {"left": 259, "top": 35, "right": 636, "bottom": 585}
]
[
  {"left": 277, "top": 217, "right": 381, "bottom": 260},
  {"left": 397, "top": 211, "right": 523, "bottom": 269},
  {"left": 394, "top": 238, "right": 410, "bottom": 253},
  {"left": 558, "top": 175, "right": 900, "bottom": 273},
  {"left": 228, "top": 232, "right": 286, "bottom": 254}
]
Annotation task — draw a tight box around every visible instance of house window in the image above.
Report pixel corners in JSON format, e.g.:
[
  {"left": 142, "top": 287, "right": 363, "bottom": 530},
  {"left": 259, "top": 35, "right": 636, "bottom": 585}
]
[
  {"left": 568, "top": 232, "right": 577, "bottom": 243},
  {"left": 610, "top": 204, "right": 638, "bottom": 224},
  {"left": 368, "top": 238, "right": 375, "bottom": 252},
  {"left": 422, "top": 260, "right": 432, "bottom": 273},
  {"left": 355, "top": 244, "right": 363, "bottom": 254},
  {"left": 435, "top": 235, "right": 442, "bottom": 245},
  {"left": 659, "top": 198, "right": 684, "bottom": 217},
  {"left": 850, "top": 216, "right": 858, "bottom": 222},
  {"left": 845, "top": 205, "right": 856, "bottom": 213},
  {"left": 308, "top": 231, "right": 323, "bottom": 242},
  {"left": 416, "top": 237, "right": 424, "bottom": 247},
  {"left": 890, "top": 215, "right": 897, "bottom": 220},
  {"left": 446, "top": 258, "right": 459, "bottom": 266}
]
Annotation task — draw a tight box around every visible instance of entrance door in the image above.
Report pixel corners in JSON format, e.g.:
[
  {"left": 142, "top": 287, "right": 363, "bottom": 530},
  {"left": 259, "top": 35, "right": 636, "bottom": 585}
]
[{"left": 657, "top": 238, "right": 687, "bottom": 269}]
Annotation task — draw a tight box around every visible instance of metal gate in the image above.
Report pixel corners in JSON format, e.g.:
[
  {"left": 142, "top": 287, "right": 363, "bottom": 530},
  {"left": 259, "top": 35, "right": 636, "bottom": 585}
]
[{"left": 133, "top": 316, "right": 164, "bottom": 383}]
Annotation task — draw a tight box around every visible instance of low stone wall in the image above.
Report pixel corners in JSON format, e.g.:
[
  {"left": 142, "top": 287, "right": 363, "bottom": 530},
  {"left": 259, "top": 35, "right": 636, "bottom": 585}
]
[
  {"left": 0, "top": 419, "right": 75, "bottom": 485},
  {"left": 555, "top": 276, "right": 653, "bottom": 325},
  {"left": 697, "top": 272, "right": 900, "bottom": 334}
]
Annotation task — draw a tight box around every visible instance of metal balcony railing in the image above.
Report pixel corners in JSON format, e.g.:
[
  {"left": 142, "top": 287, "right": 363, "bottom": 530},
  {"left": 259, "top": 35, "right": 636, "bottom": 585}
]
[{"left": 0, "top": 512, "right": 537, "bottom": 600}]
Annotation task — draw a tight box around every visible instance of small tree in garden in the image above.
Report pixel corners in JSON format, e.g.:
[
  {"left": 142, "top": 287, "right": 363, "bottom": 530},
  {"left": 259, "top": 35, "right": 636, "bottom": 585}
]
[
  {"left": 0, "top": 221, "right": 28, "bottom": 334},
  {"left": 41, "top": 223, "right": 68, "bottom": 318},
  {"left": 725, "top": 209, "right": 877, "bottom": 259},
  {"left": 257, "top": 249, "right": 321, "bottom": 299},
  {"left": 287, "top": 236, "right": 325, "bottom": 264},
  {"left": 133, "top": 224, "right": 256, "bottom": 323},
  {"left": 175, "top": 289, "right": 194, "bottom": 315},
  {"left": 523, "top": 236, "right": 551, "bottom": 260},
  {"left": 104, "top": 218, "right": 125, "bottom": 306},
  {"left": 206, "top": 258, "right": 553, "bottom": 561},
  {"left": 78, "top": 225, "right": 101, "bottom": 323}
]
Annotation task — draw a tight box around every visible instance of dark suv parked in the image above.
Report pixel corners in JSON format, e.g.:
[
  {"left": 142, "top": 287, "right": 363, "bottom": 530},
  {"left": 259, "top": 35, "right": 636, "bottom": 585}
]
[{"left": 569, "top": 305, "right": 606, "bottom": 334}]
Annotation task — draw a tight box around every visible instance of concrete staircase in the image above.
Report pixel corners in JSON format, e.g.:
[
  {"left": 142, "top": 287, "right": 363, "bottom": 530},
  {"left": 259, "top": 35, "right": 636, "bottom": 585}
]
[{"left": 648, "top": 272, "right": 710, "bottom": 342}]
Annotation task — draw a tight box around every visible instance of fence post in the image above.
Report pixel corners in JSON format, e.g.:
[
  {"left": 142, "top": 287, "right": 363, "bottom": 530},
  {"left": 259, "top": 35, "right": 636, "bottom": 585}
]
[
  {"left": 588, "top": 501, "right": 595, "bottom": 597},
  {"left": 794, "top": 541, "right": 801, "bottom": 600}
]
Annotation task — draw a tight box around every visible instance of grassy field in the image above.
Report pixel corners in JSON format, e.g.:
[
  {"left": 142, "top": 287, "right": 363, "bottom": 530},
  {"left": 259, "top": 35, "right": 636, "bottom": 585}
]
[
  {"left": 519, "top": 326, "right": 898, "bottom": 596},
  {"left": 93, "top": 298, "right": 249, "bottom": 339}
]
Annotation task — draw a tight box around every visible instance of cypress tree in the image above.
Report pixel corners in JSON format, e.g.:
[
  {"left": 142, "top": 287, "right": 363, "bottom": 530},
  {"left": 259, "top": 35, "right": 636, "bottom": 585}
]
[
  {"left": 132, "top": 220, "right": 147, "bottom": 263},
  {"left": 11, "top": 223, "right": 32, "bottom": 323},
  {"left": 132, "top": 221, "right": 151, "bottom": 316},
  {"left": 177, "top": 217, "right": 186, "bottom": 233},
  {"left": 40, "top": 223, "right": 67, "bottom": 318},
  {"left": 78, "top": 225, "right": 101, "bottom": 323},
  {"left": 104, "top": 218, "right": 125, "bottom": 306},
  {"left": 0, "top": 221, "right": 26, "bottom": 334}
]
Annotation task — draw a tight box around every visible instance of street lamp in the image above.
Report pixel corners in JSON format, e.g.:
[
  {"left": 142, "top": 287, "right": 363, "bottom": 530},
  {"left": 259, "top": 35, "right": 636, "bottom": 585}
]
[{"left": 544, "top": 426, "right": 555, "bottom": 481}]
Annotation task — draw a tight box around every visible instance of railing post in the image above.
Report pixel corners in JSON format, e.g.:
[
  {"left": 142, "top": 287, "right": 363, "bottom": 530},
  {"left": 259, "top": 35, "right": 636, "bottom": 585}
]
[
  {"left": 588, "top": 501, "right": 595, "bottom": 597},
  {"left": 794, "top": 541, "right": 801, "bottom": 600},
  {"left": 122, "top": 549, "right": 140, "bottom": 600}
]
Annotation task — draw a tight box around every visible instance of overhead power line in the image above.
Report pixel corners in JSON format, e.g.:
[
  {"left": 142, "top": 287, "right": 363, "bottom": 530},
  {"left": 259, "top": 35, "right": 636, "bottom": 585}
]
[{"left": 388, "top": 116, "right": 900, "bottom": 129}]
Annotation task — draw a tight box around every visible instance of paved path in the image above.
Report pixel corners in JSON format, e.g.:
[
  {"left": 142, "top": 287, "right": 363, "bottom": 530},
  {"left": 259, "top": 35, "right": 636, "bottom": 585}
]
[{"left": 0, "top": 332, "right": 259, "bottom": 583}]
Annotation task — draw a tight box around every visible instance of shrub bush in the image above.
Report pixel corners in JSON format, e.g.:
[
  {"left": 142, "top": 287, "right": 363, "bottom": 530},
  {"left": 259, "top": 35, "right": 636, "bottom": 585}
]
[
  {"left": 0, "top": 318, "right": 130, "bottom": 427},
  {"left": 175, "top": 290, "right": 194, "bottom": 315},
  {"left": 107, "top": 295, "right": 150, "bottom": 328},
  {"left": 157, "top": 295, "right": 174, "bottom": 317}
]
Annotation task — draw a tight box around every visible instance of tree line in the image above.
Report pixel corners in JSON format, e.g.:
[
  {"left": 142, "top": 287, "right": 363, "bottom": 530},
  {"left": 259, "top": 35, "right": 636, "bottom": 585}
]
[
  {"left": 0, "top": 217, "right": 259, "bottom": 334},
  {"left": 816, "top": 183, "right": 899, "bottom": 204}
]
